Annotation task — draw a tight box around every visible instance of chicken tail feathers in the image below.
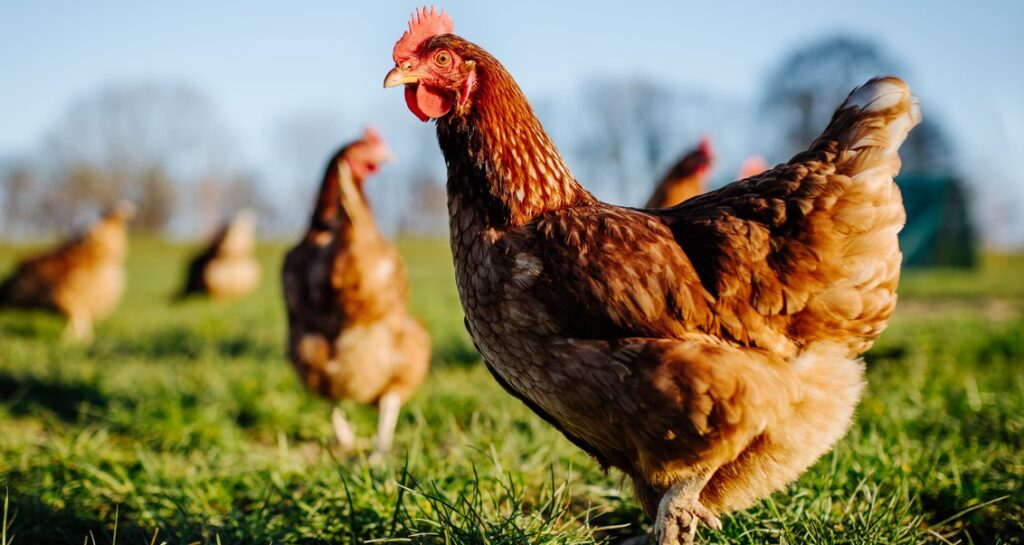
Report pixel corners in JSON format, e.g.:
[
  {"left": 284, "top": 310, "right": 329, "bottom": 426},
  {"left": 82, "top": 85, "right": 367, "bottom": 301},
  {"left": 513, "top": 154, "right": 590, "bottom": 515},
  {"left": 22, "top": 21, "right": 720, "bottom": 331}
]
[
  {"left": 820, "top": 76, "right": 922, "bottom": 181},
  {"left": 745, "top": 77, "right": 919, "bottom": 355}
]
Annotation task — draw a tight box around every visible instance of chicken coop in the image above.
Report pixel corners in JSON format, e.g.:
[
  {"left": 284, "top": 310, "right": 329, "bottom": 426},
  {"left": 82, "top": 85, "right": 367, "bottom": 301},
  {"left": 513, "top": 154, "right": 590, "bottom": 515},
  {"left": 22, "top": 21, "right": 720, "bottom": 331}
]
[{"left": 896, "top": 175, "right": 977, "bottom": 268}]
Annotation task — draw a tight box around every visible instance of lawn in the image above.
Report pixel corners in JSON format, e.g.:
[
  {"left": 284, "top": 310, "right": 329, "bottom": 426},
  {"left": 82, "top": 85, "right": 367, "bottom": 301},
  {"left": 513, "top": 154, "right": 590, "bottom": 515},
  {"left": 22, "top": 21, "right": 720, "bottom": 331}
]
[{"left": 0, "top": 239, "right": 1021, "bottom": 544}]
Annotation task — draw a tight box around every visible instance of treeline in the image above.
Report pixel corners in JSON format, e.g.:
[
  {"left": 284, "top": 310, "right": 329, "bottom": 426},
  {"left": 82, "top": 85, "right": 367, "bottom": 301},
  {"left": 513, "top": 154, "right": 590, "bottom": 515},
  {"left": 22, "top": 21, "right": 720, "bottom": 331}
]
[{"left": 0, "top": 36, "right": 957, "bottom": 241}]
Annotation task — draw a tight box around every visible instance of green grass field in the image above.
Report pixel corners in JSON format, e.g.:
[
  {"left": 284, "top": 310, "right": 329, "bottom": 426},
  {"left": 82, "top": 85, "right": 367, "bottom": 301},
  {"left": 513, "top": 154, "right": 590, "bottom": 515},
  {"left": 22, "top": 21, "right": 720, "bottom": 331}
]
[{"left": 0, "top": 239, "right": 1021, "bottom": 544}]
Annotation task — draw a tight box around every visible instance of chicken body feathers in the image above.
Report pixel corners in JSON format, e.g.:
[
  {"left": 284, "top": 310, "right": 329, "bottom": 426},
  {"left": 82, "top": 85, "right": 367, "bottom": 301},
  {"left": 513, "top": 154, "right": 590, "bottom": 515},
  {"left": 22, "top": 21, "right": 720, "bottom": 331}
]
[
  {"left": 666, "top": 77, "right": 916, "bottom": 357},
  {"left": 0, "top": 213, "right": 128, "bottom": 324},
  {"left": 441, "top": 62, "right": 918, "bottom": 522},
  {"left": 283, "top": 160, "right": 429, "bottom": 405},
  {"left": 178, "top": 211, "right": 260, "bottom": 301}
]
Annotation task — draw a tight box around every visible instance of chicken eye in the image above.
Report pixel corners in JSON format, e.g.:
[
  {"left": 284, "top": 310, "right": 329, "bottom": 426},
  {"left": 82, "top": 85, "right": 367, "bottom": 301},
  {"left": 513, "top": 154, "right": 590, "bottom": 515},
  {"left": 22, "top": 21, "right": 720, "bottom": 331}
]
[{"left": 434, "top": 51, "right": 452, "bottom": 66}]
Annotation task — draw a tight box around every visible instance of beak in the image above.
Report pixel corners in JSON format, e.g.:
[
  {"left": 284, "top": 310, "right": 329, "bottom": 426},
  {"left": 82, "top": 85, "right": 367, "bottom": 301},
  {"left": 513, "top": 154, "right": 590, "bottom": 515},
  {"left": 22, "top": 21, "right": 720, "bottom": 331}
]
[
  {"left": 383, "top": 66, "right": 422, "bottom": 88},
  {"left": 382, "top": 150, "right": 397, "bottom": 164}
]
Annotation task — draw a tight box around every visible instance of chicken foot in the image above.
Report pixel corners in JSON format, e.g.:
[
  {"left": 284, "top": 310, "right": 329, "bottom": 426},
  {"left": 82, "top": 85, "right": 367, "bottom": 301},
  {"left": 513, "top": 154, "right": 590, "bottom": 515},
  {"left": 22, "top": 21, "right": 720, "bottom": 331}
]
[{"left": 655, "top": 472, "right": 722, "bottom": 545}]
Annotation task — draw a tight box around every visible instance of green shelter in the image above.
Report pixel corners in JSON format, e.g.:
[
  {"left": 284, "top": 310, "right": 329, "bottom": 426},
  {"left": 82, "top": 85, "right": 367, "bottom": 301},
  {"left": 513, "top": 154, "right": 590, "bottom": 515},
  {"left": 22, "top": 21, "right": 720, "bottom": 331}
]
[{"left": 896, "top": 176, "right": 976, "bottom": 268}]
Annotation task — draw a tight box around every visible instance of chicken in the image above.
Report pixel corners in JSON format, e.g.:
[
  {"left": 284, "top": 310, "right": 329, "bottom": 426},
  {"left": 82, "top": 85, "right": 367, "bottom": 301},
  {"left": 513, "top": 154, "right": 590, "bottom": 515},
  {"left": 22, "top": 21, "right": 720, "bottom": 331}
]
[
  {"left": 384, "top": 8, "right": 919, "bottom": 543},
  {"left": 281, "top": 127, "right": 430, "bottom": 454},
  {"left": 177, "top": 209, "right": 260, "bottom": 301},
  {"left": 645, "top": 137, "right": 714, "bottom": 208},
  {"left": 0, "top": 201, "right": 134, "bottom": 341}
]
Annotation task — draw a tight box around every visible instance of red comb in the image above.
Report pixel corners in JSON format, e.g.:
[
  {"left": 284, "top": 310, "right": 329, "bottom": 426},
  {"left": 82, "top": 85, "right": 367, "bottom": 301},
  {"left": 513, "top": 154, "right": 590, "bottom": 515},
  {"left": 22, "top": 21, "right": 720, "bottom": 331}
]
[
  {"left": 393, "top": 6, "right": 454, "bottom": 62},
  {"left": 699, "top": 136, "right": 712, "bottom": 156}
]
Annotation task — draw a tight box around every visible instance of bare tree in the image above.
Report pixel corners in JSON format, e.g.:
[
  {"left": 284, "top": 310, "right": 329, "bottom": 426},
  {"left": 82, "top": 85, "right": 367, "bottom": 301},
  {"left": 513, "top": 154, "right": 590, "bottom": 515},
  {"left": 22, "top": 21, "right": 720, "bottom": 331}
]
[
  {"left": 574, "top": 78, "right": 676, "bottom": 202},
  {"left": 398, "top": 176, "right": 448, "bottom": 237},
  {"left": 268, "top": 109, "right": 352, "bottom": 234},
  {"left": 761, "top": 36, "right": 899, "bottom": 157},
  {"left": 38, "top": 82, "right": 238, "bottom": 234},
  {"left": 220, "top": 173, "right": 275, "bottom": 231},
  {"left": 189, "top": 172, "right": 274, "bottom": 237},
  {"left": 134, "top": 165, "right": 178, "bottom": 232},
  {"left": 760, "top": 35, "right": 956, "bottom": 176},
  {"left": 273, "top": 112, "right": 347, "bottom": 192},
  {"left": 48, "top": 163, "right": 118, "bottom": 231},
  {"left": 0, "top": 161, "right": 39, "bottom": 239},
  {"left": 899, "top": 117, "right": 956, "bottom": 176},
  {"left": 567, "top": 78, "right": 751, "bottom": 205}
]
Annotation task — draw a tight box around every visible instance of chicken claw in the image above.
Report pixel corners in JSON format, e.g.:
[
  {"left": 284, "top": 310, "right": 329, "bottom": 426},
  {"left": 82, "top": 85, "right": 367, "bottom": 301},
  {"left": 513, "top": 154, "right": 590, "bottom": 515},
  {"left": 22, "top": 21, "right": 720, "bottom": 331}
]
[{"left": 655, "top": 484, "right": 722, "bottom": 545}]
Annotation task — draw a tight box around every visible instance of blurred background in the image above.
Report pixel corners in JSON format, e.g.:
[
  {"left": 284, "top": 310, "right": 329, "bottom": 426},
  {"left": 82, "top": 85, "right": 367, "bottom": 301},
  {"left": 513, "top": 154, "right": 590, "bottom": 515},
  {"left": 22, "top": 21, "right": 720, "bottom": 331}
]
[
  {"left": 1, "top": 3, "right": 1023, "bottom": 542},
  {"left": 1, "top": 0, "right": 1021, "bottom": 264}
]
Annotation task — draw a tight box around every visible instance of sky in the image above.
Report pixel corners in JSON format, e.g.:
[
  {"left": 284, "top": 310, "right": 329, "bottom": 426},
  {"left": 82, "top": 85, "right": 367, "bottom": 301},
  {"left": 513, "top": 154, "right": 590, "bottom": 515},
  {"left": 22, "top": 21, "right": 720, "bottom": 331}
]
[{"left": 1, "top": 1, "right": 1023, "bottom": 243}]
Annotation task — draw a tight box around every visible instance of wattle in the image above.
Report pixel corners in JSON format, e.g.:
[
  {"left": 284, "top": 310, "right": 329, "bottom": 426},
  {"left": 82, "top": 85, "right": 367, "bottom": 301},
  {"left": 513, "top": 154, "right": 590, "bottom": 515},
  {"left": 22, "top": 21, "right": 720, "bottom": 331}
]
[{"left": 405, "top": 84, "right": 452, "bottom": 122}]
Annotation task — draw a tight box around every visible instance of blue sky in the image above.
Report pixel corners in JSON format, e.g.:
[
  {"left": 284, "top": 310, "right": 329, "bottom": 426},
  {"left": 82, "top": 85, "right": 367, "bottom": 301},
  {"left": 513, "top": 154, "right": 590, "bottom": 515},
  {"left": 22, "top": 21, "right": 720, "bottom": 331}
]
[{"left": 2, "top": 1, "right": 1022, "bottom": 242}]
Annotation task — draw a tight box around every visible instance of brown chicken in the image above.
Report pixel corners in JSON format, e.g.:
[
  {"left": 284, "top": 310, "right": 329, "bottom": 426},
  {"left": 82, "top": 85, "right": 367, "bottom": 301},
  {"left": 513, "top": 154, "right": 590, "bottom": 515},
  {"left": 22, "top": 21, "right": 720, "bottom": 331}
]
[
  {"left": 281, "top": 128, "right": 430, "bottom": 454},
  {"left": 0, "top": 201, "right": 134, "bottom": 341},
  {"left": 177, "top": 209, "right": 260, "bottom": 301},
  {"left": 645, "top": 137, "right": 714, "bottom": 209},
  {"left": 384, "top": 8, "right": 919, "bottom": 543}
]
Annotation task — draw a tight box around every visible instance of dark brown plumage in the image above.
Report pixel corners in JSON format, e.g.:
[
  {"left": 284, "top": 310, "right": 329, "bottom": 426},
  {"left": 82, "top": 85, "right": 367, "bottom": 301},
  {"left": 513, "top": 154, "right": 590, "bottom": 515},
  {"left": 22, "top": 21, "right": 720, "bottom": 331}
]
[
  {"left": 281, "top": 128, "right": 429, "bottom": 454},
  {"left": 645, "top": 138, "right": 714, "bottom": 209},
  {"left": 385, "top": 11, "right": 918, "bottom": 544},
  {"left": 0, "top": 201, "right": 134, "bottom": 341},
  {"left": 177, "top": 209, "right": 260, "bottom": 301}
]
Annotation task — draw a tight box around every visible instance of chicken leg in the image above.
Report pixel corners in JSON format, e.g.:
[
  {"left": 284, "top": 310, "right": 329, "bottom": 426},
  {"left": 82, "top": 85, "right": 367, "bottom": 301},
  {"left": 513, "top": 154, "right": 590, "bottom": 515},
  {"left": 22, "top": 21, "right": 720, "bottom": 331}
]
[
  {"left": 332, "top": 407, "right": 357, "bottom": 451},
  {"left": 64, "top": 312, "right": 93, "bottom": 343},
  {"left": 373, "top": 391, "right": 402, "bottom": 454},
  {"left": 655, "top": 471, "right": 722, "bottom": 545}
]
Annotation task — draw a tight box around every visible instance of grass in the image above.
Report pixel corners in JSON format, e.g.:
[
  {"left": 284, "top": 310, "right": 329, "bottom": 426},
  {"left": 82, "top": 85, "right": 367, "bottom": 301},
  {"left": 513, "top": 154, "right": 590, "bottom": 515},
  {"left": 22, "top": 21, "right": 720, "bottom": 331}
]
[{"left": 0, "top": 238, "right": 1021, "bottom": 544}]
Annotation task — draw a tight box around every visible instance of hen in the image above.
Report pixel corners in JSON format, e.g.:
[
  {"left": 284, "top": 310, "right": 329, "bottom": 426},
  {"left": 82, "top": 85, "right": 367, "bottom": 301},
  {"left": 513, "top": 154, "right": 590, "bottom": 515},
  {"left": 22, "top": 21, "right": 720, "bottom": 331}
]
[
  {"left": 177, "top": 209, "right": 260, "bottom": 301},
  {"left": 384, "top": 8, "right": 919, "bottom": 543},
  {"left": 281, "top": 128, "right": 430, "bottom": 454},
  {"left": 645, "top": 137, "right": 714, "bottom": 209},
  {"left": 0, "top": 201, "right": 134, "bottom": 341}
]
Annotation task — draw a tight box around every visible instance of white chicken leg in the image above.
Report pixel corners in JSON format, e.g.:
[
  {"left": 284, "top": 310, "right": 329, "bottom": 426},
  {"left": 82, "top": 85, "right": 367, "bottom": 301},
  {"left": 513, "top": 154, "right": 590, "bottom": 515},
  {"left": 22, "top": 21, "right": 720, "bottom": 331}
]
[
  {"left": 63, "top": 312, "right": 93, "bottom": 343},
  {"left": 332, "top": 407, "right": 357, "bottom": 451},
  {"left": 373, "top": 391, "right": 402, "bottom": 454}
]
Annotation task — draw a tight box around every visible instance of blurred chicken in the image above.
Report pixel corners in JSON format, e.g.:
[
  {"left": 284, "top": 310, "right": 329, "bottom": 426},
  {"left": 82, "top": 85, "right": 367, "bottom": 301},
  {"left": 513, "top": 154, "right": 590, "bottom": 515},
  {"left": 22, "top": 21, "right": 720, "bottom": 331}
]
[
  {"left": 385, "top": 8, "right": 919, "bottom": 543},
  {"left": 177, "top": 209, "right": 260, "bottom": 301},
  {"left": 0, "top": 201, "right": 134, "bottom": 341},
  {"left": 281, "top": 128, "right": 429, "bottom": 454},
  {"left": 645, "top": 137, "right": 714, "bottom": 208}
]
